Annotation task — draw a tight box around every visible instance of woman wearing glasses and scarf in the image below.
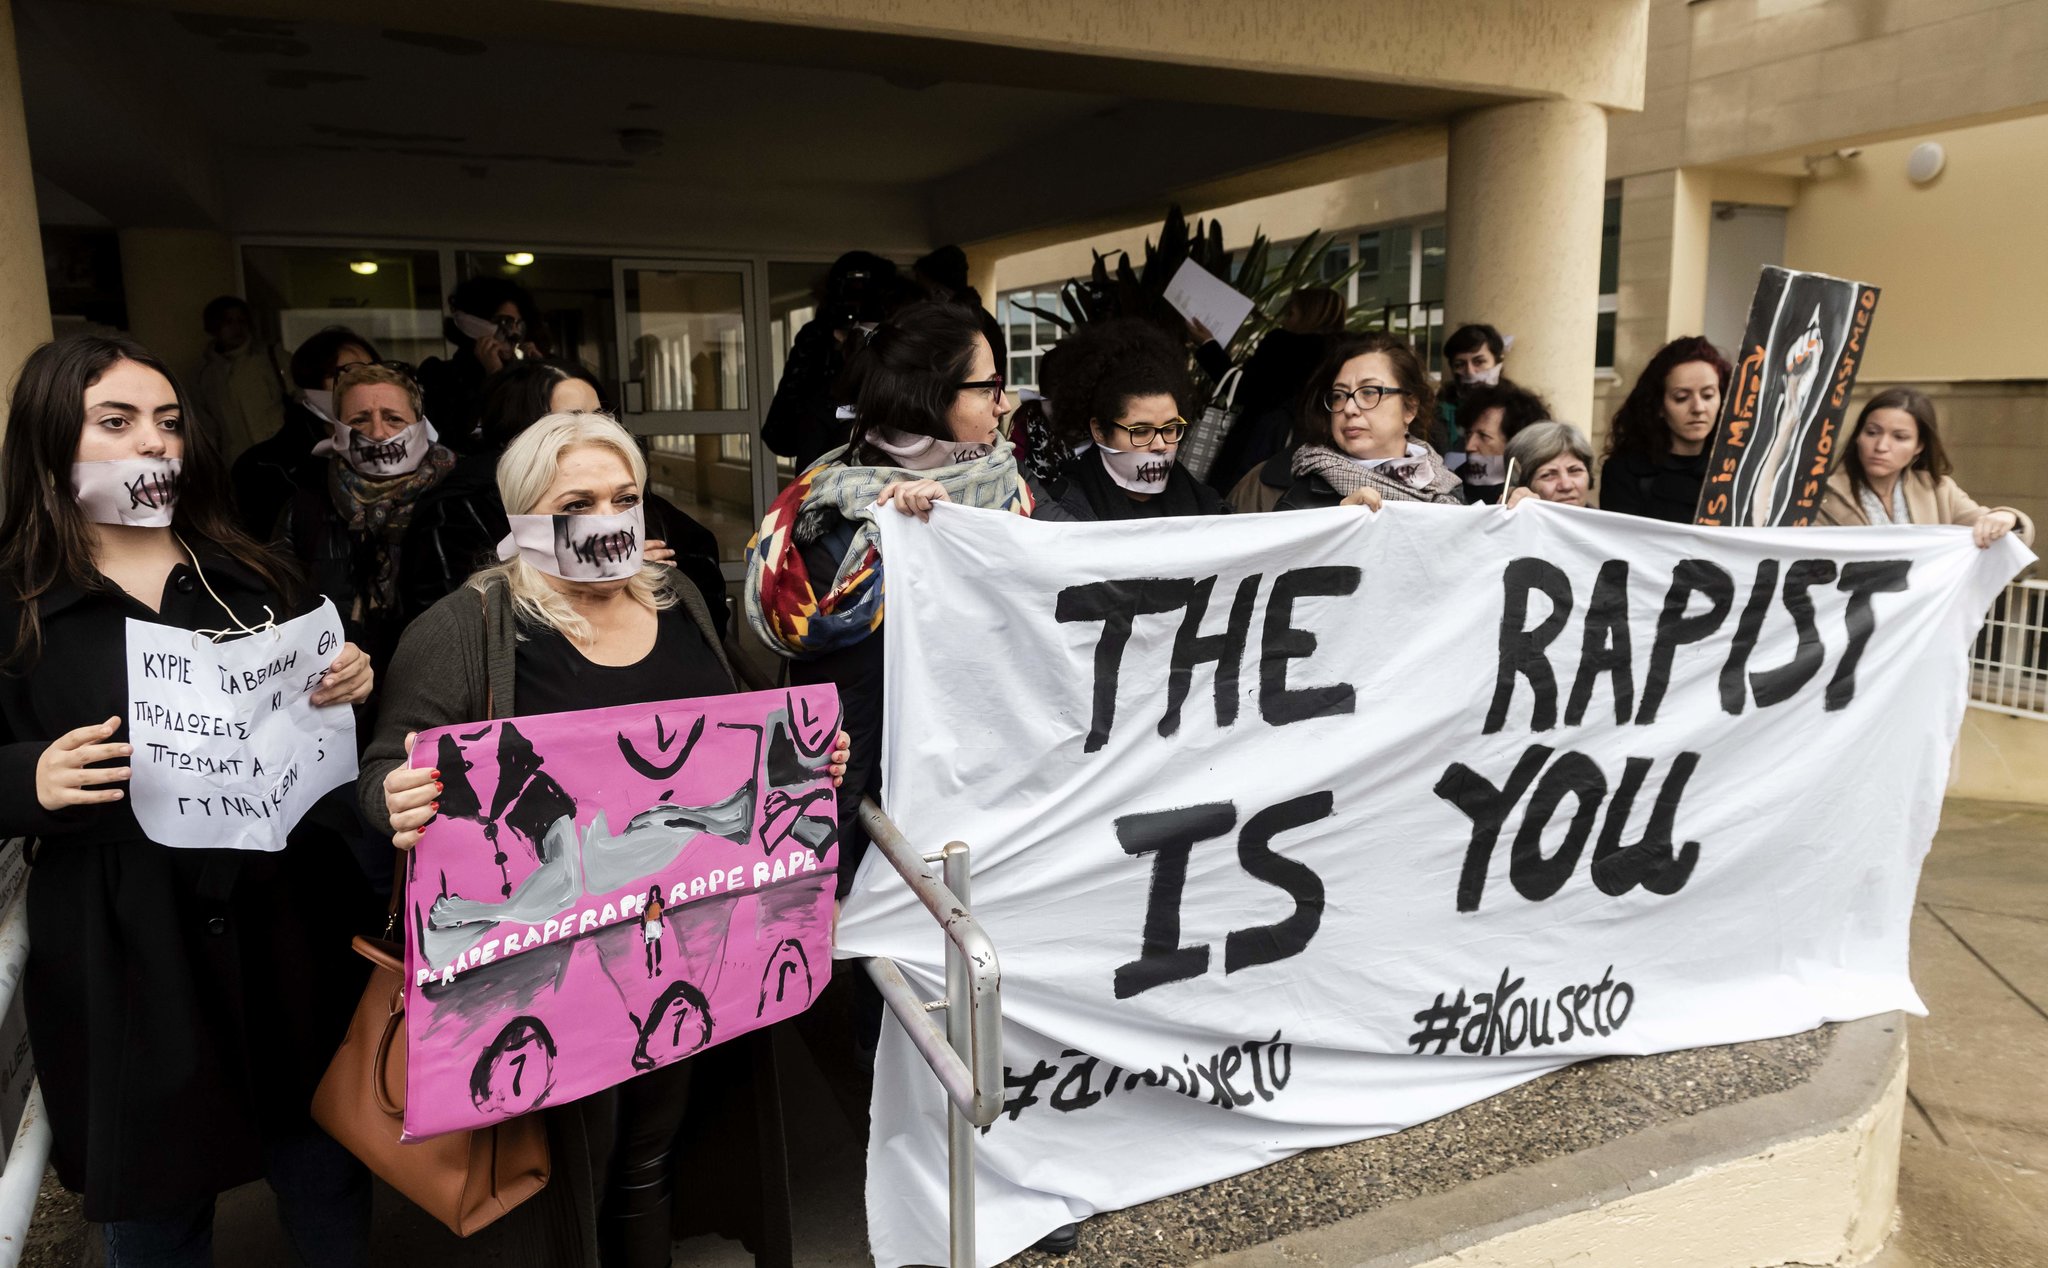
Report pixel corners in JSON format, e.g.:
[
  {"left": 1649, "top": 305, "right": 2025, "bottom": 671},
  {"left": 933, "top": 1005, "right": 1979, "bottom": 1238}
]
[
  {"left": 1276, "top": 333, "right": 1464, "bottom": 511},
  {"left": 281, "top": 361, "right": 457, "bottom": 670},
  {"left": 1042, "top": 318, "right": 1228, "bottom": 520},
  {"left": 746, "top": 300, "right": 1040, "bottom": 890}
]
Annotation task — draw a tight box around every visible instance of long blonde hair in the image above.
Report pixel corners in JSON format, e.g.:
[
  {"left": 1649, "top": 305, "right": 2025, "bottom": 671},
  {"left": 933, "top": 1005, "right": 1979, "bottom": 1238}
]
[{"left": 471, "top": 412, "right": 675, "bottom": 642}]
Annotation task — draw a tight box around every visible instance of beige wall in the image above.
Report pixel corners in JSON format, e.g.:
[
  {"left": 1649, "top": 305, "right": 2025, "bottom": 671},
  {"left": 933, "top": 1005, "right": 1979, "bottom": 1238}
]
[
  {"left": 0, "top": 0, "right": 49, "bottom": 427},
  {"left": 1782, "top": 112, "right": 2048, "bottom": 383},
  {"left": 1681, "top": 0, "right": 2048, "bottom": 168}
]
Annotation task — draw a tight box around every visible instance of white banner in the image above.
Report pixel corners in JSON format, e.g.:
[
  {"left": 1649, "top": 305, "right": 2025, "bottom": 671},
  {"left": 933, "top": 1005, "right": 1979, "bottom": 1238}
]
[
  {"left": 834, "top": 501, "right": 2031, "bottom": 1267},
  {"left": 125, "top": 599, "right": 358, "bottom": 853}
]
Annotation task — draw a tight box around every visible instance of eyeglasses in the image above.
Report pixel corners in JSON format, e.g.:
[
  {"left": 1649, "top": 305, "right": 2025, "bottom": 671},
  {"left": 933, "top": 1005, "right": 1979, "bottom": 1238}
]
[
  {"left": 1106, "top": 417, "right": 1190, "bottom": 445},
  {"left": 335, "top": 359, "right": 420, "bottom": 382},
  {"left": 955, "top": 375, "right": 1006, "bottom": 402},
  {"left": 1324, "top": 385, "right": 1411, "bottom": 413}
]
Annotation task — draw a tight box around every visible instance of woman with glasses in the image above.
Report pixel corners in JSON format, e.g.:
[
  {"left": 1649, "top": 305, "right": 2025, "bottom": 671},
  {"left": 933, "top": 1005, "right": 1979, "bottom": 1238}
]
[
  {"left": 1043, "top": 318, "right": 1227, "bottom": 520},
  {"left": 747, "top": 300, "right": 1035, "bottom": 888},
  {"left": 281, "top": 360, "right": 457, "bottom": 670},
  {"left": 1275, "top": 333, "right": 1463, "bottom": 511}
]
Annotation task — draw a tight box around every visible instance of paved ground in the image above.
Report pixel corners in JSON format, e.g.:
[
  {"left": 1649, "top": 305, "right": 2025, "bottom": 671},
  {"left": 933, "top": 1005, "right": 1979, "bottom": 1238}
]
[
  {"left": 19, "top": 797, "right": 2048, "bottom": 1267},
  {"left": 1877, "top": 798, "right": 2048, "bottom": 1268}
]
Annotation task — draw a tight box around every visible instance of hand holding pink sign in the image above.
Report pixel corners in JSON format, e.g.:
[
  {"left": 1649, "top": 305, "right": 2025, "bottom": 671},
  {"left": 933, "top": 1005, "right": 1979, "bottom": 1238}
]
[{"left": 400, "top": 685, "right": 840, "bottom": 1140}]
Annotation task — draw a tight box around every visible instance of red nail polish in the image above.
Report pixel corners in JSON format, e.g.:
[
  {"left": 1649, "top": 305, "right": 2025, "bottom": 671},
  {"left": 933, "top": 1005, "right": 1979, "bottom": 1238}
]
[{"left": 435, "top": 781, "right": 444, "bottom": 793}]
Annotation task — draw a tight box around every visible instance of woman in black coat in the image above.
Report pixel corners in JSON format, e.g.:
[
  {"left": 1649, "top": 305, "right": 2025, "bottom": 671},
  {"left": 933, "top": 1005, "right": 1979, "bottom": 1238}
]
[
  {"left": 0, "top": 335, "right": 376, "bottom": 1264},
  {"left": 1598, "top": 335, "right": 1731, "bottom": 523},
  {"left": 1042, "top": 318, "right": 1227, "bottom": 520}
]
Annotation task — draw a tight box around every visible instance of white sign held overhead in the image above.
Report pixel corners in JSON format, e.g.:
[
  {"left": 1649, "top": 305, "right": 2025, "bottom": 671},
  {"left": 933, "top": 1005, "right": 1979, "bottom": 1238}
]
[
  {"left": 838, "top": 503, "right": 2031, "bottom": 1268},
  {"left": 124, "top": 599, "right": 358, "bottom": 853},
  {"left": 1162, "top": 259, "right": 1256, "bottom": 347}
]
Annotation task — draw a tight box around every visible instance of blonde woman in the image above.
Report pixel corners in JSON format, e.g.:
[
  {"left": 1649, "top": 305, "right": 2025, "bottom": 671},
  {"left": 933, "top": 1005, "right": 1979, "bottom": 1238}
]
[{"left": 360, "top": 412, "right": 844, "bottom": 1267}]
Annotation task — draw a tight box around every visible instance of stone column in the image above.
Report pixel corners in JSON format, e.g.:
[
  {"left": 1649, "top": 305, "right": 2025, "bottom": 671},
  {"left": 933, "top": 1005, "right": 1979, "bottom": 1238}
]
[
  {"left": 1444, "top": 98, "right": 1608, "bottom": 431},
  {"left": 0, "top": 0, "right": 50, "bottom": 433}
]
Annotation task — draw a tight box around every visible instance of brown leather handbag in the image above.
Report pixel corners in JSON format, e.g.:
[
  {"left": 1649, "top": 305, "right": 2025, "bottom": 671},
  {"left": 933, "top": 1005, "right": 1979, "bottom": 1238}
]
[{"left": 312, "top": 934, "right": 550, "bottom": 1236}]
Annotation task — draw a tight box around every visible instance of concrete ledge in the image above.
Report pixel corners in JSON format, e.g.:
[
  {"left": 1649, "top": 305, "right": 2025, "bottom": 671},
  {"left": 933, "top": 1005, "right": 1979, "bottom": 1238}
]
[
  {"left": 1011, "top": 1017, "right": 1906, "bottom": 1268},
  {"left": 1219, "top": 1018, "right": 1905, "bottom": 1268}
]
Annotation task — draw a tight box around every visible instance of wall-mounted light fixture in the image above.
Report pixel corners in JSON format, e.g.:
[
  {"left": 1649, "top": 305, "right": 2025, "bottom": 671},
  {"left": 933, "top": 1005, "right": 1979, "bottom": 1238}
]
[
  {"left": 505, "top": 252, "right": 536, "bottom": 267},
  {"left": 1906, "top": 142, "right": 1946, "bottom": 185},
  {"left": 348, "top": 260, "right": 379, "bottom": 275}
]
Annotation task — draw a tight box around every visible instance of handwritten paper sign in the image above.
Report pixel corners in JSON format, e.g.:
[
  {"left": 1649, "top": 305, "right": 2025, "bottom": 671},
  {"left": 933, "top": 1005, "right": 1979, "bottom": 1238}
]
[
  {"left": 124, "top": 599, "right": 357, "bottom": 853},
  {"left": 1162, "top": 259, "right": 1256, "bottom": 348},
  {"left": 401, "top": 686, "right": 840, "bottom": 1139},
  {"left": 840, "top": 503, "right": 2030, "bottom": 1267}
]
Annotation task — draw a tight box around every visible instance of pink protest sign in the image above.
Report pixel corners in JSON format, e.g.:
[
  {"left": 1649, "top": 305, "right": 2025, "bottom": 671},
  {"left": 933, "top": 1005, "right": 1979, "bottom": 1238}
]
[{"left": 401, "top": 685, "right": 839, "bottom": 1139}]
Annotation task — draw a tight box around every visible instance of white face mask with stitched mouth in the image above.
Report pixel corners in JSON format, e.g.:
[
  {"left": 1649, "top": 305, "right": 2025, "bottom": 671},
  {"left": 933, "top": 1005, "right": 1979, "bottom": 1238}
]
[
  {"left": 73, "top": 457, "right": 182, "bottom": 527},
  {"left": 499, "top": 505, "right": 645, "bottom": 582},
  {"left": 865, "top": 427, "right": 994, "bottom": 472},
  {"left": 451, "top": 310, "right": 501, "bottom": 343},
  {"left": 1097, "top": 443, "right": 1173, "bottom": 494},
  {"left": 313, "top": 417, "right": 436, "bottom": 477},
  {"left": 301, "top": 388, "right": 339, "bottom": 425},
  {"left": 1457, "top": 365, "right": 1503, "bottom": 387}
]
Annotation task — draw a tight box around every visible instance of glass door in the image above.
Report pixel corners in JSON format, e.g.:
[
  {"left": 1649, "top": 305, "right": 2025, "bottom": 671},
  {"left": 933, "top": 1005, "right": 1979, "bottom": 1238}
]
[{"left": 613, "top": 259, "right": 760, "bottom": 579}]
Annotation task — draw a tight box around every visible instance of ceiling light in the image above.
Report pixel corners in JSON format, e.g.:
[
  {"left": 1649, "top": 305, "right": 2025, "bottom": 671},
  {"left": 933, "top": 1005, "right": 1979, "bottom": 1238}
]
[
  {"left": 504, "top": 252, "right": 535, "bottom": 267},
  {"left": 348, "top": 260, "right": 379, "bottom": 275}
]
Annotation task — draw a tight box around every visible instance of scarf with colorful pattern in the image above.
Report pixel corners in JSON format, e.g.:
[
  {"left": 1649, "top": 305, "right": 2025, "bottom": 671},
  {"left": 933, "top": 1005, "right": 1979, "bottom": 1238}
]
[{"left": 745, "top": 442, "right": 1033, "bottom": 659}]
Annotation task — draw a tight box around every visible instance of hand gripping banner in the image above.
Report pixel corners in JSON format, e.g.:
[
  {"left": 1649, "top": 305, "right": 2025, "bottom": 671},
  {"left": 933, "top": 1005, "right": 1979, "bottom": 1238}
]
[{"left": 836, "top": 502, "right": 2029, "bottom": 1266}]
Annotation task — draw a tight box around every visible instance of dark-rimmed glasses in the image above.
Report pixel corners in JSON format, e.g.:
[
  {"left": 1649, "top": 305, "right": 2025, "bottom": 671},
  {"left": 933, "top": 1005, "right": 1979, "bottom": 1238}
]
[
  {"left": 1324, "top": 384, "right": 1411, "bottom": 412},
  {"left": 955, "top": 374, "right": 1006, "bottom": 402},
  {"left": 1106, "top": 417, "right": 1190, "bottom": 445}
]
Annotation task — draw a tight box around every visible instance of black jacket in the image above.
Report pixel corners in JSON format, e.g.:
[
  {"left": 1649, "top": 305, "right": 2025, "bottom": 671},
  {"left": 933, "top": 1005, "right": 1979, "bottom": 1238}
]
[
  {"left": 1206, "top": 329, "right": 1334, "bottom": 494},
  {"left": 0, "top": 545, "right": 371, "bottom": 1220},
  {"left": 1600, "top": 450, "right": 1709, "bottom": 523},
  {"left": 230, "top": 399, "right": 329, "bottom": 542},
  {"left": 760, "top": 320, "right": 851, "bottom": 472},
  {"left": 415, "top": 349, "right": 492, "bottom": 454}
]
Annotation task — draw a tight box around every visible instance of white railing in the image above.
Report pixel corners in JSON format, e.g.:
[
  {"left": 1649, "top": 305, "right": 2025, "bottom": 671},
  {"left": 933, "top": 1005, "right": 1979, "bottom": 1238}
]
[
  {"left": 0, "top": 843, "right": 45, "bottom": 1268},
  {"left": 1971, "top": 578, "right": 2048, "bottom": 720}
]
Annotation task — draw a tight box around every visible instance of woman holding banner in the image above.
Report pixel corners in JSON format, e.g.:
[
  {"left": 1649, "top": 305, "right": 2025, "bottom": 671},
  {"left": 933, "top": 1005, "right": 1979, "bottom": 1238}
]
[
  {"left": 1274, "top": 333, "right": 1464, "bottom": 511},
  {"left": 1042, "top": 318, "right": 1228, "bottom": 520},
  {"left": 364, "top": 411, "right": 847, "bottom": 1268},
  {"left": 0, "top": 335, "right": 377, "bottom": 1266},
  {"left": 1504, "top": 422, "right": 1598, "bottom": 508},
  {"left": 746, "top": 300, "right": 1038, "bottom": 888},
  {"left": 1598, "top": 336, "right": 1730, "bottom": 522},
  {"left": 1816, "top": 387, "right": 2034, "bottom": 547}
]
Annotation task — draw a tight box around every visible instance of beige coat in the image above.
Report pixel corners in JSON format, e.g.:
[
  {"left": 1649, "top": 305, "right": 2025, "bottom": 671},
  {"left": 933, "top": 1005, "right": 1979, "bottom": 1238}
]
[{"left": 1816, "top": 469, "right": 2035, "bottom": 546}]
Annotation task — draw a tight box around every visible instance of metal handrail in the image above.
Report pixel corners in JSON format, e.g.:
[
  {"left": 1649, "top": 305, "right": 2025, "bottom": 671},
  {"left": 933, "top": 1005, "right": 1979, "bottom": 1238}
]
[
  {"left": 855, "top": 799, "right": 1004, "bottom": 1268},
  {"left": 0, "top": 843, "right": 45, "bottom": 1268}
]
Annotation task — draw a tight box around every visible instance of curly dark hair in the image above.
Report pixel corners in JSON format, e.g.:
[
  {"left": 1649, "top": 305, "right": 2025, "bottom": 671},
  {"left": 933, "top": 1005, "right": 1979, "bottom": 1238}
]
[
  {"left": 1605, "top": 335, "right": 1731, "bottom": 462},
  {"left": 1458, "top": 380, "right": 1553, "bottom": 441},
  {"left": 1044, "top": 318, "right": 1194, "bottom": 448}
]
